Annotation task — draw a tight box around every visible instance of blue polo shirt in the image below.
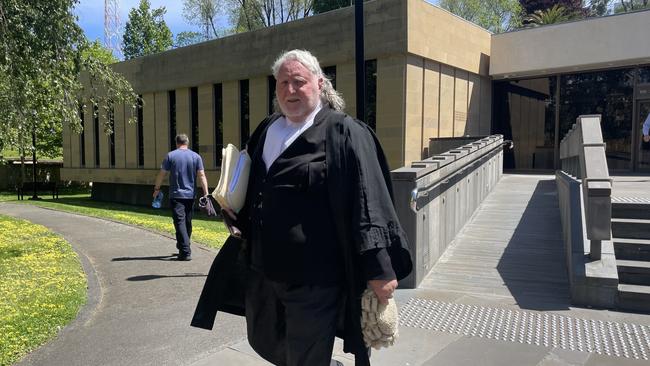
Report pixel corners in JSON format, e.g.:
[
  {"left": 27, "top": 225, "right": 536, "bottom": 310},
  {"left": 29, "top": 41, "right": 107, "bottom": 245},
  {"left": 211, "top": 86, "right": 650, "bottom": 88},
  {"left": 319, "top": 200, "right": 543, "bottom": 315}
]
[{"left": 161, "top": 148, "right": 204, "bottom": 199}]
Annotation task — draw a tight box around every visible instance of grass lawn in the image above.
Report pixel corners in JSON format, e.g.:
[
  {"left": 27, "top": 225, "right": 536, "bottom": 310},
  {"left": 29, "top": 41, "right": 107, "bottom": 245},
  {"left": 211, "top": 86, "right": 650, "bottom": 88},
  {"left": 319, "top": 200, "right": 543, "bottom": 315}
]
[
  {"left": 0, "top": 149, "right": 20, "bottom": 159},
  {"left": 0, "top": 215, "right": 86, "bottom": 366},
  {"left": 0, "top": 190, "right": 230, "bottom": 250}
]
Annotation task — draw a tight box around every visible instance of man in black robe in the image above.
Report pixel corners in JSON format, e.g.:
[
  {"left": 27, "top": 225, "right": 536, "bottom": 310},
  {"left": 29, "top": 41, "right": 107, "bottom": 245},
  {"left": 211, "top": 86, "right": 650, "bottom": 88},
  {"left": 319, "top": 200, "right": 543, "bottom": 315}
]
[{"left": 192, "top": 49, "right": 412, "bottom": 366}]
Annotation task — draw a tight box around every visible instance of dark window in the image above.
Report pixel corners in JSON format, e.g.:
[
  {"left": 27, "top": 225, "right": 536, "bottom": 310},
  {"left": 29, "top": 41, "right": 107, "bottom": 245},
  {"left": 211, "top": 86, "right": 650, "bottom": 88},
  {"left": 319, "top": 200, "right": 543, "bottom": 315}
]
[
  {"left": 240, "top": 79, "right": 250, "bottom": 148},
  {"left": 639, "top": 66, "right": 650, "bottom": 84},
  {"left": 323, "top": 65, "right": 337, "bottom": 90},
  {"left": 214, "top": 83, "right": 223, "bottom": 167},
  {"left": 168, "top": 90, "right": 176, "bottom": 150},
  {"left": 79, "top": 103, "right": 85, "bottom": 167},
  {"left": 109, "top": 102, "right": 115, "bottom": 167},
  {"left": 268, "top": 75, "right": 276, "bottom": 115},
  {"left": 137, "top": 95, "right": 144, "bottom": 167},
  {"left": 190, "top": 86, "right": 199, "bottom": 152},
  {"left": 364, "top": 60, "right": 377, "bottom": 131},
  {"left": 493, "top": 77, "right": 557, "bottom": 170},
  {"left": 560, "top": 68, "right": 634, "bottom": 170},
  {"left": 93, "top": 103, "right": 100, "bottom": 167}
]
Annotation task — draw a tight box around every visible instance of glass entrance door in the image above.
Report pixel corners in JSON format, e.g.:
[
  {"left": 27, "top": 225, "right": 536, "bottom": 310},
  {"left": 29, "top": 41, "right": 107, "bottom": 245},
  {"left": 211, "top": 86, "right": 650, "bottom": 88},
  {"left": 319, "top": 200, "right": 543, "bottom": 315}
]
[{"left": 637, "top": 100, "right": 650, "bottom": 171}]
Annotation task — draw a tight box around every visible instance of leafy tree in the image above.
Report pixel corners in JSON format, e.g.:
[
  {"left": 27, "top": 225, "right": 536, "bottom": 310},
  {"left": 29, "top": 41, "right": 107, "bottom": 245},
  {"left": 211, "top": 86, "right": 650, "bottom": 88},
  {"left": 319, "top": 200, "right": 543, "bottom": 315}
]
[
  {"left": 227, "top": 0, "right": 314, "bottom": 32},
  {"left": 313, "top": 0, "right": 351, "bottom": 14},
  {"left": 439, "top": 0, "right": 523, "bottom": 33},
  {"left": 519, "top": 0, "right": 585, "bottom": 14},
  {"left": 183, "top": 0, "right": 222, "bottom": 40},
  {"left": 122, "top": 0, "right": 173, "bottom": 59},
  {"left": 587, "top": 0, "right": 612, "bottom": 15},
  {"left": 614, "top": 0, "right": 649, "bottom": 12},
  {"left": 524, "top": 4, "right": 575, "bottom": 27},
  {"left": 175, "top": 31, "right": 206, "bottom": 47},
  {"left": 84, "top": 40, "right": 119, "bottom": 64},
  {"left": 0, "top": 0, "right": 138, "bottom": 182}
]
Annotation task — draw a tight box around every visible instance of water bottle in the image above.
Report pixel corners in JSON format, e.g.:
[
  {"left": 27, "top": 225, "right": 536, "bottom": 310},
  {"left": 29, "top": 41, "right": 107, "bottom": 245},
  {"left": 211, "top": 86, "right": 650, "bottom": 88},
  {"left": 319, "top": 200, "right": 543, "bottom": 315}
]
[{"left": 152, "top": 191, "right": 164, "bottom": 209}]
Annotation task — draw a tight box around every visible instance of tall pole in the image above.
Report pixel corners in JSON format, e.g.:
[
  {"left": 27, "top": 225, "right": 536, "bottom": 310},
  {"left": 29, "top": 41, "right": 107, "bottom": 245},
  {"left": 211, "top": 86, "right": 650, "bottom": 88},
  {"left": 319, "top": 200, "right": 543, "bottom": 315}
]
[{"left": 354, "top": 0, "right": 365, "bottom": 121}]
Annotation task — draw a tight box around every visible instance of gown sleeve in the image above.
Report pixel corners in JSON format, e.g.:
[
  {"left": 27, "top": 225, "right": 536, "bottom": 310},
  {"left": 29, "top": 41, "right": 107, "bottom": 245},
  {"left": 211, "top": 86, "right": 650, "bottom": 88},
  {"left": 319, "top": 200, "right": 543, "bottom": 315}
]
[{"left": 344, "top": 118, "right": 412, "bottom": 281}]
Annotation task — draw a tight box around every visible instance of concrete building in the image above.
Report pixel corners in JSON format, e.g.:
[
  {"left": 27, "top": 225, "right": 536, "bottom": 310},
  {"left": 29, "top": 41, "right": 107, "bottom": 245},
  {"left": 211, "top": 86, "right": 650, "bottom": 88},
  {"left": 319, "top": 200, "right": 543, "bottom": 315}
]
[{"left": 61, "top": 0, "right": 650, "bottom": 204}]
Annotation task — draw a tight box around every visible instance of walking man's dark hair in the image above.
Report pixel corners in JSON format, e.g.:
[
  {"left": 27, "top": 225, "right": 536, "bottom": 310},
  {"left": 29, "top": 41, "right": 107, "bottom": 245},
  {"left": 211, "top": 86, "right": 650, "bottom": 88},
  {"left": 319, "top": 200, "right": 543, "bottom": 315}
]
[{"left": 176, "top": 134, "right": 189, "bottom": 146}]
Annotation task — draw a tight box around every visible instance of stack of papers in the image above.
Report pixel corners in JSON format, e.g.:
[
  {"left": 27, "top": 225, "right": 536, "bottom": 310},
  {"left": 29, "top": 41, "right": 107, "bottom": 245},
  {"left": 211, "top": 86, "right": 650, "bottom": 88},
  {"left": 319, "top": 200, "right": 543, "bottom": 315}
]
[{"left": 212, "top": 144, "right": 251, "bottom": 213}]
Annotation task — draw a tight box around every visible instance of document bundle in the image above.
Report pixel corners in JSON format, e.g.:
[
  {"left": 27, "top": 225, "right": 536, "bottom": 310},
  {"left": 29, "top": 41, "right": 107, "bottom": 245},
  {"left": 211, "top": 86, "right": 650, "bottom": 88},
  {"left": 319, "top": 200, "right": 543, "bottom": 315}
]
[{"left": 212, "top": 144, "right": 251, "bottom": 214}]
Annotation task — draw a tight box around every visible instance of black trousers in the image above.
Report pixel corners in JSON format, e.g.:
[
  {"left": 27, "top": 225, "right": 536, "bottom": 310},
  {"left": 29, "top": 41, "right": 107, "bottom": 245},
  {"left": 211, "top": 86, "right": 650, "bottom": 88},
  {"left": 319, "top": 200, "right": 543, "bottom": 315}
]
[
  {"left": 245, "top": 270, "right": 342, "bottom": 366},
  {"left": 170, "top": 198, "right": 194, "bottom": 257}
]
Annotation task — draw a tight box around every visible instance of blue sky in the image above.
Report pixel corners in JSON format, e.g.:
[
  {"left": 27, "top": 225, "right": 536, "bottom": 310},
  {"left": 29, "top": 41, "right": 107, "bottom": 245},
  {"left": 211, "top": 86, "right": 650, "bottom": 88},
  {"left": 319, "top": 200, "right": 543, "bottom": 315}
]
[{"left": 73, "top": 0, "right": 226, "bottom": 43}]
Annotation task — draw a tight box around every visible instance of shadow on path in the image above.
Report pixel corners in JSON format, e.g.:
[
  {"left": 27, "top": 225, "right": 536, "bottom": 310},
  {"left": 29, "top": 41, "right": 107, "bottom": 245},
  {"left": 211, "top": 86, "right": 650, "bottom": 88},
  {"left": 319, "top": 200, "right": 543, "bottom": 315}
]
[
  {"left": 497, "top": 179, "right": 570, "bottom": 311},
  {"left": 112, "top": 254, "right": 178, "bottom": 261},
  {"left": 127, "top": 273, "right": 207, "bottom": 281}
]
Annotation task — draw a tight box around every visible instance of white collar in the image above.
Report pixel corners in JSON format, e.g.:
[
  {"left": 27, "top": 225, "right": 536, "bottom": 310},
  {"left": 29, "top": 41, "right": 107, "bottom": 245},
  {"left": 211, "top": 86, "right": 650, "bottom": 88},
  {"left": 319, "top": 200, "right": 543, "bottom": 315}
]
[{"left": 284, "top": 102, "right": 322, "bottom": 126}]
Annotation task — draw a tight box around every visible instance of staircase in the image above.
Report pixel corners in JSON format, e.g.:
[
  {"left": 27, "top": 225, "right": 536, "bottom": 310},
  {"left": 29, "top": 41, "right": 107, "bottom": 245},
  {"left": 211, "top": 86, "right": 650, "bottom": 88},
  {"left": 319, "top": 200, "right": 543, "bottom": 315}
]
[{"left": 613, "top": 199, "right": 650, "bottom": 311}]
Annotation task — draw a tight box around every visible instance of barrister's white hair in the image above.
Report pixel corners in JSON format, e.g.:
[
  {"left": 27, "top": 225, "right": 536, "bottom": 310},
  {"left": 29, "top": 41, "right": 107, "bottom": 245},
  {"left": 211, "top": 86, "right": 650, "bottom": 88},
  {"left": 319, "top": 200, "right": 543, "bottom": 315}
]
[{"left": 271, "top": 49, "right": 345, "bottom": 112}]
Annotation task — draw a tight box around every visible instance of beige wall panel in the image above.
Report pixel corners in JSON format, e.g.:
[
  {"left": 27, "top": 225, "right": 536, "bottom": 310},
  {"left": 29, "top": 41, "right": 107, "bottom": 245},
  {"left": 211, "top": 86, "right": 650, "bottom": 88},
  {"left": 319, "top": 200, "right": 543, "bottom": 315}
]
[
  {"left": 423, "top": 60, "right": 440, "bottom": 154},
  {"left": 142, "top": 93, "right": 157, "bottom": 169},
  {"left": 438, "top": 65, "right": 455, "bottom": 138},
  {"left": 98, "top": 110, "right": 111, "bottom": 168},
  {"left": 83, "top": 102, "right": 96, "bottom": 168},
  {"left": 249, "top": 77, "right": 268, "bottom": 132},
  {"left": 479, "top": 76, "right": 492, "bottom": 135},
  {"left": 336, "top": 62, "right": 357, "bottom": 118},
  {"left": 222, "top": 81, "right": 241, "bottom": 148},
  {"left": 405, "top": 56, "right": 424, "bottom": 164},
  {"left": 467, "top": 73, "right": 481, "bottom": 136},
  {"left": 69, "top": 122, "right": 81, "bottom": 169},
  {"left": 197, "top": 84, "right": 215, "bottom": 169},
  {"left": 175, "top": 88, "right": 191, "bottom": 144},
  {"left": 113, "top": 103, "right": 126, "bottom": 169},
  {"left": 491, "top": 10, "right": 650, "bottom": 78},
  {"left": 124, "top": 103, "right": 138, "bottom": 168},
  {"left": 376, "top": 55, "right": 406, "bottom": 169},
  {"left": 154, "top": 92, "right": 169, "bottom": 168},
  {"left": 454, "top": 70, "right": 468, "bottom": 137},
  {"left": 408, "top": 0, "right": 491, "bottom": 76}
]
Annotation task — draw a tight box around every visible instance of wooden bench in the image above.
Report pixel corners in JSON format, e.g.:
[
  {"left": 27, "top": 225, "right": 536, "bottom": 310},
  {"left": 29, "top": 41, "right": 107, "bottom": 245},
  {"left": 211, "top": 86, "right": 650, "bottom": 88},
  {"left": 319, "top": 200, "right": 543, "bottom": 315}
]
[{"left": 17, "top": 182, "right": 59, "bottom": 200}]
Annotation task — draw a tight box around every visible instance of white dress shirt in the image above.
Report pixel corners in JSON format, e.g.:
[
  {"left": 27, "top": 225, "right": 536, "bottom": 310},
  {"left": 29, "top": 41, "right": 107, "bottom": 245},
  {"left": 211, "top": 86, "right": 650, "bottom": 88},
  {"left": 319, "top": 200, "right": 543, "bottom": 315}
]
[{"left": 262, "top": 103, "right": 322, "bottom": 171}]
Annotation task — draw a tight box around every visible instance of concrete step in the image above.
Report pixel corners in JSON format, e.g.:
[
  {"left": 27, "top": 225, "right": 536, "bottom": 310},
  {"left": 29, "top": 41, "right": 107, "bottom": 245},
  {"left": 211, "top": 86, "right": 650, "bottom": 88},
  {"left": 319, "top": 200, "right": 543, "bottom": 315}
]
[
  {"left": 617, "top": 259, "right": 650, "bottom": 286},
  {"left": 617, "top": 283, "right": 650, "bottom": 312},
  {"left": 613, "top": 238, "right": 650, "bottom": 261},
  {"left": 612, "top": 202, "right": 650, "bottom": 220},
  {"left": 611, "top": 218, "right": 650, "bottom": 240}
]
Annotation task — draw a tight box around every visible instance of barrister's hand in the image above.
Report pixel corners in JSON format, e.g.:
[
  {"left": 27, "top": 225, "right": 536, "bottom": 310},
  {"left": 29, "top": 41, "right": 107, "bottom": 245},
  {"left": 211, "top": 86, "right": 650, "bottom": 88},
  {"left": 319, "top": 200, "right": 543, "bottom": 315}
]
[
  {"left": 222, "top": 207, "right": 237, "bottom": 221},
  {"left": 152, "top": 187, "right": 160, "bottom": 198},
  {"left": 221, "top": 208, "right": 242, "bottom": 238},
  {"left": 644, "top": 135, "right": 650, "bottom": 143},
  {"left": 368, "top": 279, "right": 398, "bottom": 305}
]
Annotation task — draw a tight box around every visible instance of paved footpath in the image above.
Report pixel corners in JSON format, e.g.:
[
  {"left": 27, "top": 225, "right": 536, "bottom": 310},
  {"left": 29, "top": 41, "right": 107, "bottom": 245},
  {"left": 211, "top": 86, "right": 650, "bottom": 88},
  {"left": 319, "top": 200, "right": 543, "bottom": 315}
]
[
  {"left": 4, "top": 202, "right": 650, "bottom": 366},
  {"left": 0, "top": 203, "right": 246, "bottom": 366}
]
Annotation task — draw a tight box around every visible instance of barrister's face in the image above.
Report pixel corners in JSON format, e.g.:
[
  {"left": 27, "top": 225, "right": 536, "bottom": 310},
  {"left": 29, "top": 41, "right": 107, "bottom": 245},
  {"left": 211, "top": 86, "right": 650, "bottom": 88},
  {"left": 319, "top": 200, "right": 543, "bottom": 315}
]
[{"left": 275, "top": 60, "right": 323, "bottom": 123}]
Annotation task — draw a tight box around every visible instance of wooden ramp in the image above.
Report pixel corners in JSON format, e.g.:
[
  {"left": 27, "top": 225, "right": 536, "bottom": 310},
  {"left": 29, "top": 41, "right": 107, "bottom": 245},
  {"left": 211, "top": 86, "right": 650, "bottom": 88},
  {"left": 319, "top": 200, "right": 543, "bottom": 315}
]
[{"left": 419, "top": 174, "right": 570, "bottom": 310}]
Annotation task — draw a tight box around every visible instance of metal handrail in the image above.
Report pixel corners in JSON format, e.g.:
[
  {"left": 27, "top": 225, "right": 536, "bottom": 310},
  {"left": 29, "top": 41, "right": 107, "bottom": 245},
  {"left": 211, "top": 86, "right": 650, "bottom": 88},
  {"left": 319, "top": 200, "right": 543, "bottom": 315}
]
[
  {"left": 559, "top": 115, "right": 612, "bottom": 260},
  {"left": 409, "top": 138, "right": 512, "bottom": 212}
]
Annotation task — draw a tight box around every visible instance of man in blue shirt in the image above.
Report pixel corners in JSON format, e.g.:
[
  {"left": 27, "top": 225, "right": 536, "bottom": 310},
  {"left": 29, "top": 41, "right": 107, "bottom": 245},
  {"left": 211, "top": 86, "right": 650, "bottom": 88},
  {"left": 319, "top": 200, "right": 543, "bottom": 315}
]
[{"left": 153, "top": 134, "right": 209, "bottom": 261}]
